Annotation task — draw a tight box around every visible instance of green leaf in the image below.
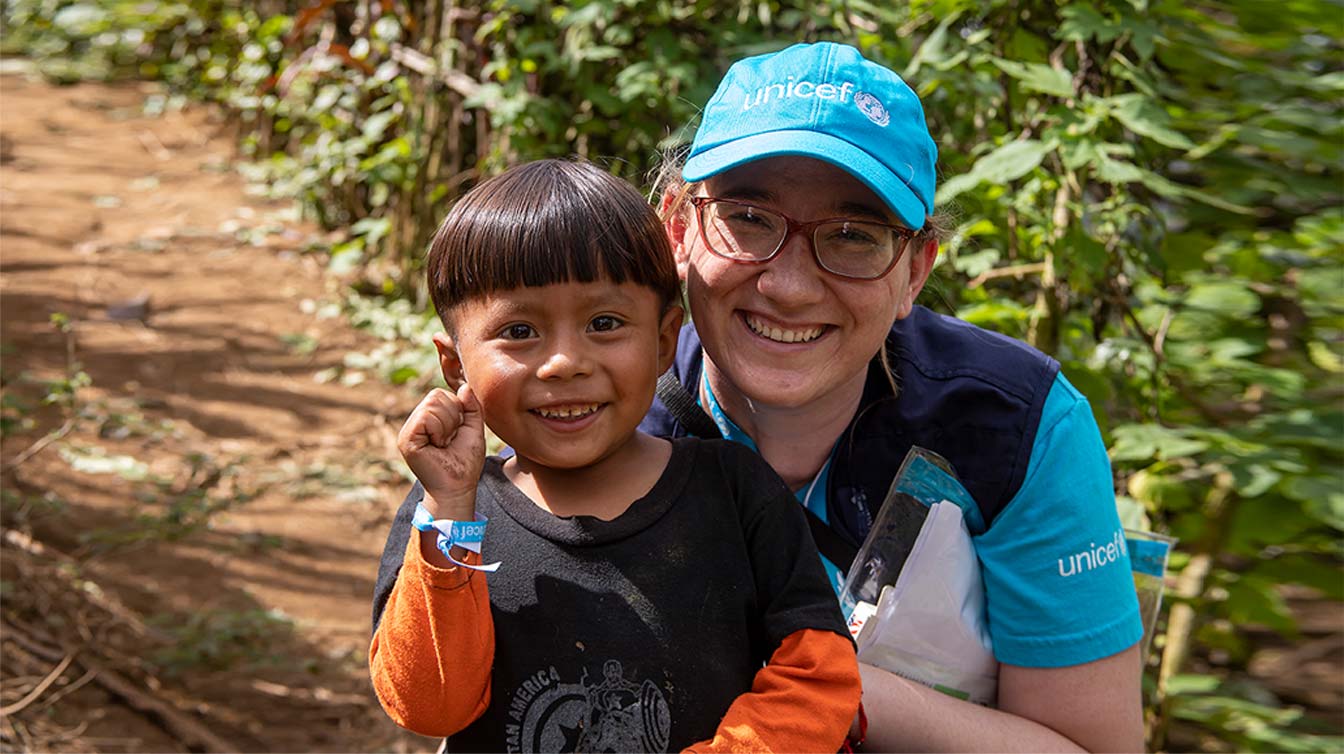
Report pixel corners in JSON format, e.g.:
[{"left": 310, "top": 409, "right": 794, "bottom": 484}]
[
  {"left": 1249, "top": 409, "right": 1343, "bottom": 451},
  {"left": 578, "top": 45, "right": 621, "bottom": 62},
  {"left": 936, "top": 140, "right": 1055, "bottom": 202},
  {"left": 1162, "top": 231, "right": 1215, "bottom": 276},
  {"left": 52, "top": 4, "right": 109, "bottom": 36},
  {"left": 951, "top": 249, "right": 1000, "bottom": 278},
  {"left": 1163, "top": 673, "right": 1221, "bottom": 695},
  {"left": 991, "top": 58, "right": 1075, "bottom": 98},
  {"left": 388, "top": 366, "right": 420, "bottom": 385},
  {"left": 1183, "top": 282, "right": 1260, "bottom": 318},
  {"left": 1059, "top": 5, "right": 1119, "bottom": 44},
  {"left": 351, "top": 216, "right": 392, "bottom": 246},
  {"left": 957, "top": 300, "right": 1031, "bottom": 334},
  {"left": 558, "top": 3, "right": 603, "bottom": 28},
  {"left": 1307, "top": 341, "right": 1344, "bottom": 373},
  {"left": 327, "top": 244, "right": 364, "bottom": 276},
  {"left": 1135, "top": 169, "right": 1255, "bottom": 214},
  {"left": 903, "top": 11, "right": 958, "bottom": 79},
  {"left": 1282, "top": 475, "right": 1344, "bottom": 530},
  {"left": 1110, "top": 423, "right": 1209, "bottom": 462},
  {"left": 361, "top": 110, "right": 396, "bottom": 141},
  {"left": 1255, "top": 557, "right": 1344, "bottom": 601},
  {"left": 1117, "top": 16, "right": 1158, "bottom": 61},
  {"left": 1115, "top": 494, "right": 1150, "bottom": 530},
  {"left": 1223, "top": 574, "right": 1296, "bottom": 635},
  {"left": 1104, "top": 93, "right": 1194, "bottom": 150},
  {"left": 1225, "top": 495, "right": 1321, "bottom": 556},
  {"left": 1094, "top": 153, "right": 1146, "bottom": 184},
  {"left": 1230, "top": 463, "right": 1281, "bottom": 498},
  {"left": 1127, "top": 467, "right": 1196, "bottom": 511}
]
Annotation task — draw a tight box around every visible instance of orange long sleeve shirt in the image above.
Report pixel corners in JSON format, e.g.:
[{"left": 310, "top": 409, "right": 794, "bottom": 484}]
[{"left": 370, "top": 532, "right": 861, "bottom": 752}]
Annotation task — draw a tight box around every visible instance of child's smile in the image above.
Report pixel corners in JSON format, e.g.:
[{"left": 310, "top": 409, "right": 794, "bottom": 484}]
[
  {"left": 448, "top": 278, "right": 682, "bottom": 484},
  {"left": 532, "top": 402, "right": 603, "bottom": 424}
]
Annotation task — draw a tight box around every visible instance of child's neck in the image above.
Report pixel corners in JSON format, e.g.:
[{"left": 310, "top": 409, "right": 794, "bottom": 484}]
[{"left": 503, "top": 431, "right": 672, "bottom": 520}]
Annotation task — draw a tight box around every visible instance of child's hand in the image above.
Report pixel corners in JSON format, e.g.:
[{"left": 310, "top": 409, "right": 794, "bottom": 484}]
[{"left": 397, "top": 383, "right": 486, "bottom": 522}]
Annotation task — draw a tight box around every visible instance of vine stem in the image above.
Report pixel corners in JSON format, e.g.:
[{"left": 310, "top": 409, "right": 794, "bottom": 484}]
[
  {"left": 1027, "top": 183, "right": 1069, "bottom": 355},
  {"left": 0, "top": 654, "right": 75, "bottom": 716},
  {"left": 3, "top": 318, "right": 81, "bottom": 472},
  {"left": 1150, "top": 473, "right": 1237, "bottom": 751},
  {"left": 1, "top": 417, "right": 75, "bottom": 473}
]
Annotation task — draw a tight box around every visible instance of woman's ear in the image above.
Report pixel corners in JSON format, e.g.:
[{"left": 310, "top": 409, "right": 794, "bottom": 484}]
[
  {"left": 896, "top": 236, "right": 941, "bottom": 319},
  {"left": 656, "top": 304, "right": 684, "bottom": 374},
  {"left": 660, "top": 186, "right": 692, "bottom": 282},
  {"left": 432, "top": 331, "right": 465, "bottom": 390}
]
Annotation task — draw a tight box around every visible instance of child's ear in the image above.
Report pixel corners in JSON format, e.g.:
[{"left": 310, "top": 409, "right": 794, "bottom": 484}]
[
  {"left": 432, "top": 332, "right": 465, "bottom": 390},
  {"left": 660, "top": 187, "right": 691, "bottom": 283},
  {"left": 656, "top": 305, "right": 684, "bottom": 374}
]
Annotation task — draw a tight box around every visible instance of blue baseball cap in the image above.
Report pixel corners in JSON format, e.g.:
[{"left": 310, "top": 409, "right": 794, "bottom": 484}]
[{"left": 684, "top": 42, "right": 937, "bottom": 231}]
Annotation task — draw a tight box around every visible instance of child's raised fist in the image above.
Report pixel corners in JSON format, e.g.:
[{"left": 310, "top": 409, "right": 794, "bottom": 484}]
[{"left": 397, "top": 383, "right": 485, "bottom": 521}]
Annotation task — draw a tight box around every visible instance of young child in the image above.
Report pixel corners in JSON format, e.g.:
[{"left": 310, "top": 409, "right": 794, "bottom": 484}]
[{"left": 369, "top": 159, "right": 860, "bottom": 752}]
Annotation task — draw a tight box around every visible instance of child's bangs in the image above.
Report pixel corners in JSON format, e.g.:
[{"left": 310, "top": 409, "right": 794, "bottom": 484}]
[
  {"left": 452, "top": 202, "right": 650, "bottom": 296},
  {"left": 429, "top": 160, "right": 680, "bottom": 314}
]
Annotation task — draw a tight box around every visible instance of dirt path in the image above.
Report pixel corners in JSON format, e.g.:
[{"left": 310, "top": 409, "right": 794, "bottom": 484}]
[{"left": 1, "top": 74, "right": 431, "bottom": 752}]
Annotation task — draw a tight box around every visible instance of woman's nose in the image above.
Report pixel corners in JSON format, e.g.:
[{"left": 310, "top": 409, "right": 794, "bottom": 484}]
[{"left": 756, "top": 232, "right": 826, "bottom": 305}]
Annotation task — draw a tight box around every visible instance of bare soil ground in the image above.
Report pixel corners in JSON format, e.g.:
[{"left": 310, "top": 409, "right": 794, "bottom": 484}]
[{"left": 0, "top": 74, "right": 433, "bottom": 752}]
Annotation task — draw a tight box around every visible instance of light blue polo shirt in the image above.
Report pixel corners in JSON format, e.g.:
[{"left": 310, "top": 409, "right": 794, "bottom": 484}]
[{"left": 702, "top": 371, "right": 1142, "bottom": 669}]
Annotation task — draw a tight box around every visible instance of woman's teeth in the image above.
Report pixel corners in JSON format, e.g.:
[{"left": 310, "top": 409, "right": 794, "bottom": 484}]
[
  {"left": 745, "top": 315, "right": 823, "bottom": 344},
  {"left": 535, "top": 404, "right": 600, "bottom": 419}
]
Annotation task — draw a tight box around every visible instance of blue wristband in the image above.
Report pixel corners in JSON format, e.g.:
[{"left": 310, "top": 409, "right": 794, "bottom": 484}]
[{"left": 412, "top": 503, "right": 500, "bottom": 573}]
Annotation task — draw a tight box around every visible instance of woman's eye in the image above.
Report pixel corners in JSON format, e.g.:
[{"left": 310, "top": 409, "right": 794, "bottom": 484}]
[
  {"left": 827, "top": 223, "right": 879, "bottom": 246},
  {"left": 589, "top": 315, "right": 623, "bottom": 333},
  {"left": 502, "top": 323, "right": 536, "bottom": 340},
  {"left": 726, "top": 206, "right": 776, "bottom": 229}
]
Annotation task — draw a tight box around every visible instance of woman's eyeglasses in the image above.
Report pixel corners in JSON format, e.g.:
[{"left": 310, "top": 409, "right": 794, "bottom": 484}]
[{"left": 689, "top": 196, "right": 916, "bottom": 281}]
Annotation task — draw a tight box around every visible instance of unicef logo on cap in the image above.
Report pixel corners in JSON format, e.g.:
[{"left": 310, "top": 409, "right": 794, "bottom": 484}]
[{"left": 854, "top": 91, "right": 890, "bottom": 127}]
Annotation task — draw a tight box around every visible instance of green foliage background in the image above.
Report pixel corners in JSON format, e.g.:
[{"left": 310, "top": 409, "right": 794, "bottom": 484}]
[{"left": 5, "top": 1, "right": 1340, "bottom": 750}]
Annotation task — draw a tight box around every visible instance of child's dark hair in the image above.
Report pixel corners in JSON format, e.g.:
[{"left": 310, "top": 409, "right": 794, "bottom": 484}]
[{"left": 427, "top": 159, "right": 681, "bottom": 325}]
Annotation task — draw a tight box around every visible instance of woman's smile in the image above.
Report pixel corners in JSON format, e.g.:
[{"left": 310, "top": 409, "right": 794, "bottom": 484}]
[{"left": 741, "top": 312, "right": 828, "bottom": 345}]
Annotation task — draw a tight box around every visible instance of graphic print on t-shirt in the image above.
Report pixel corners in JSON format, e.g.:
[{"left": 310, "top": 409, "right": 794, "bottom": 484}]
[{"left": 504, "top": 659, "right": 671, "bottom": 753}]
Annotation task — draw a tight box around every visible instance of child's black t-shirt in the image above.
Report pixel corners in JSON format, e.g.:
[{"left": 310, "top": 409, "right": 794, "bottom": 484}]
[{"left": 446, "top": 436, "right": 848, "bottom": 752}]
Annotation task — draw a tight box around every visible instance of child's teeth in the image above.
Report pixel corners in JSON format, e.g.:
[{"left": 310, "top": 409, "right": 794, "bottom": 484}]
[{"left": 539, "top": 404, "right": 598, "bottom": 419}]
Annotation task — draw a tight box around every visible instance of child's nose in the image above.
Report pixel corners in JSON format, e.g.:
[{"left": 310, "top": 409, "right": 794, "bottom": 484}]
[{"left": 535, "top": 345, "right": 592, "bottom": 380}]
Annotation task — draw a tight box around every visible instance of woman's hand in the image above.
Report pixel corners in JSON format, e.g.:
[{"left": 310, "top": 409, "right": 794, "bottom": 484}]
[{"left": 397, "top": 383, "right": 486, "bottom": 522}]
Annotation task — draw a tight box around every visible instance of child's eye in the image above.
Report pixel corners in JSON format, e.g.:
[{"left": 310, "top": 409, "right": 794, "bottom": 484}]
[
  {"left": 500, "top": 323, "right": 537, "bottom": 340},
  {"left": 588, "top": 315, "right": 623, "bottom": 333}
]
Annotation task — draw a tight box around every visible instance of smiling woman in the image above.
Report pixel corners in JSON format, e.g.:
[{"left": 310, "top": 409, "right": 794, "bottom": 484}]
[{"left": 640, "top": 42, "right": 1147, "bottom": 753}]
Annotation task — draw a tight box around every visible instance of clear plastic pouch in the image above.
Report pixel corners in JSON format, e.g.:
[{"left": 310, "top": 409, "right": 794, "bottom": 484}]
[
  {"left": 838, "top": 447, "right": 1177, "bottom": 707},
  {"left": 839, "top": 448, "right": 998, "bottom": 705},
  {"left": 1124, "top": 529, "right": 1177, "bottom": 663}
]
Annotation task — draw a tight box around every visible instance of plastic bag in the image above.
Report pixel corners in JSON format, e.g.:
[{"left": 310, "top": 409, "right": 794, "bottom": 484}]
[
  {"left": 839, "top": 447, "right": 1179, "bottom": 707},
  {"left": 840, "top": 448, "right": 998, "bottom": 705}
]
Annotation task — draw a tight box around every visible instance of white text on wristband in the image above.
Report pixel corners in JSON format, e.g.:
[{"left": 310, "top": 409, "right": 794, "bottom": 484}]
[{"left": 412, "top": 503, "right": 501, "bottom": 573}]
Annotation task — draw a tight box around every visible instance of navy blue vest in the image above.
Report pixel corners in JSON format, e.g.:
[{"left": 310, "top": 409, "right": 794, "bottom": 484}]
[{"left": 637, "top": 306, "right": 1060, "bottom": 549}]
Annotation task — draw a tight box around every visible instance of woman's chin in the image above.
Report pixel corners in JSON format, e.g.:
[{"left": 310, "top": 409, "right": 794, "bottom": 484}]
[{"left": 719, "top": 362, "right": 830, "bottom": 409}]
